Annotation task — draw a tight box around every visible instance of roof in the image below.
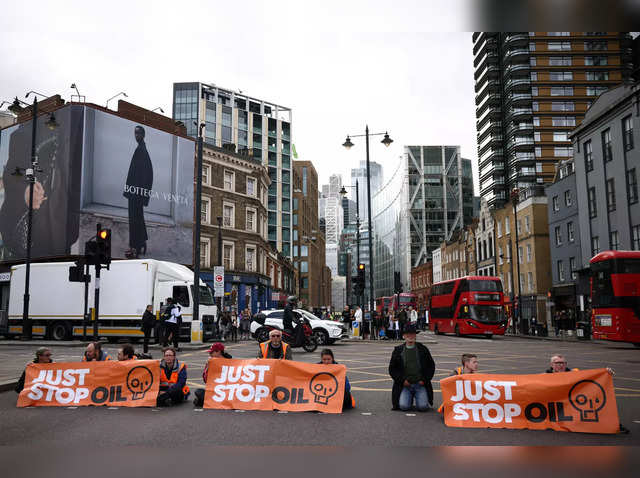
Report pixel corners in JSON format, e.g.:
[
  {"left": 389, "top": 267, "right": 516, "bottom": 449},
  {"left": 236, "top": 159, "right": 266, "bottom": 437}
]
[
  {"left": 434, "top": 275, "right": 501, "bottom": 284},
  {"left": 572, "top": 82, "right": 640, "bottom": 137}
]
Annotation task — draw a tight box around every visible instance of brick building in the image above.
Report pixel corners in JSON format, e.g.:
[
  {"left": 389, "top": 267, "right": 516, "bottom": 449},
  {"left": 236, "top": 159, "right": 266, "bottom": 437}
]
[{"left": 411, "top": 261, "right": 432, "bottom": 314}]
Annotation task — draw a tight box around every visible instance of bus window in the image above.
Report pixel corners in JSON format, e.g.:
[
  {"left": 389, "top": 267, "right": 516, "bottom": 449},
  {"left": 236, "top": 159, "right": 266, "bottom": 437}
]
[{"left": 467, "top": 280, "right": 502, "bottom": 292}]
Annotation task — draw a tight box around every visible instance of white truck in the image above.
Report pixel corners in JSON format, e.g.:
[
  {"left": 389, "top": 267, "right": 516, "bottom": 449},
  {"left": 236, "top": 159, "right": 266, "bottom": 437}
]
[{"left": 7, "top": 259, "right": 217, "bottom": 343}]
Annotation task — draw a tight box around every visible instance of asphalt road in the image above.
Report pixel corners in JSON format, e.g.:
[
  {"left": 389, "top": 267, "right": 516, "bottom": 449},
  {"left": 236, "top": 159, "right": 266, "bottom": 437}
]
[{"left": 1, "top": 333, "right": 639, "bottom": 448}]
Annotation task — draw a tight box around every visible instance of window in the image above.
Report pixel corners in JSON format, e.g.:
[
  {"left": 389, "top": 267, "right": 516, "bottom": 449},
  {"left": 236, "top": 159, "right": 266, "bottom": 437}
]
[
  {"left": 555, "top": 226, "right": 563, "bottom": 246},
  {"left": 551, "top": 86, "right": 573, "bottom": 96},
  {"left": 202, "top": 164, "right": 211, "bottom": 185},
  {"left": 553, "top": 195, "right": 559, "bottom": 211},
  {"left": 530, "top": 56, "right": 537, "bottom": 66},
  {"left": 224, "top": 170, "right": 235, "bottom": 191},
  {"left": 506, "top": 247, "right": 511, "bottom": 263},
  {"left": 549, "top": 55, "right": 572, "bottom": 65},
  {"left": 532, "top": 87, "right": 539, "bottom": 96},
  {"left": 606, "top": 178, "right": 616, "bottom": 212},
  {"left": 300, "top": 245, "right": 308, "bottom": 256},
  {"left": 497, "top": 221, "right": 502, "bottom": 237},
  {"left": 558, "top": 260, "right": 565, "bottom": 282},
  {"left": 548, "top": 31, "right": 570, "bottom": 36},
  {"left": 588, "top": 187, "right": 597, "bottom": 218},
  {"left": 584, "top": 40, "right": 607, "bottom": 50},
  {"left": 568, "top": 221, "right": 575, "bottom": 242},
  {"left": 246, "top": 246, "right": 256, "bottom": 271},
  {"left": 548, "top": 41, "right": 571, "bottom": 51},
  {"left": 554, "top": 132, "right": 569, "bottom": 141},
  {"left": 633, "top": 225, "right": 640, "bottom": 250},
  {"left": 570, "top": 257, "right": 577, "bottom": 280},
  {"left": 532, "top": 101, "right": 539, "bottom": 111},
  {"left": 587, "top": 86, "right": 608, "bottom": 96},
  {"left": 223, "top": 203, "right": 235, "bottom": 228},
  {"left": 505, "top": 217, "right": 510, "bottom": 234},
  {"left": 562, "top": 190, "right": 572, "bottom": 207},
  {"left": 525, "top": 215, "right": 530, "bottom": 233},
  {"left": 585, "top": 55, "right": 607, "bottom": 66},
  {"left": 534, "top": 131, "right": 541, "bottom": 142},
  {"left": 623, "top": 116, "right": 634, "bottom": 151},
  {"left": 529, "top": 42, "right": 536, "bottom": 51},
  {"left": 552, "top": 102, "right": 574, "bottom": 111},
  {"left": 200, "top": 237, "right": 210, "bottom": 268},
  {"left": 528, "top": 272, "right": 534, "bottom": 292},
  {"left": 517, "top": 220, "right": 522, "bottom": 235},
  {"left": 498, "top": 245, "right": 503, "bottom": 264},
  {"left": 300, "top": 261, "right": 308, "bottom": 273},
  {"left": 246, "top": 208, "right": 256, "bottom": 232},
  {"left": 554, "top": 147, "right": 572, "bottom": 157},
  {"left": 549, "top": 71, "right": 572, "bottom": 81},
  {"left": 627, "top": 169, "right": 638, "bottom": 204},
  {"left": 223, "top": 241, "right": 235, "bottom": 270},
  {"left": 584, "top": 140, "right": 593, "bottom": 171},
  {"left": 535, "top": 147, "right": 542, "bottom": 157},
  {"left": 552, "top": 116, "right": 576, "bottom": 127},
  {"left": 610, "top": 231, "right": 620, "bottom": 250},
  {"left": 526, "top": 243, "right": 532, "bottom": 262},
  {"left": 246, "top": 177, "right": 257, "bottom": 197},
  {"left": 518, "top": 246, "right": 523, "bottom": 264},
  {"left": 591, "top": 236, "right": 600, "bottom": 256},
  {"left": 519, "top": 273, "right": 525, "bottom": 292},
  {"left": 586, "top": 71, "right": 609, "bottom": 81},
  {"left": 530, "top": 71, "right": 538, "bottom": 81}
]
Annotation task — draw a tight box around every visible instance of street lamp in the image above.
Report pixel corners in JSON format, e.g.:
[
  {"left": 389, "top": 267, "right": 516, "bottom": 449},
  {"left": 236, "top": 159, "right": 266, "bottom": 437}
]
[
  {"left": 193, "top": 121, "right": 206, "bottom": 337},
  {"left": 339, "top": 182, "right": 361, "bottom": 306},
  {"left": 342, "top": 126, "right": 393, "bottom": 317},
  {"left": 510, "top": 187, "right": 522, "bottom": 334},
  {"left": 152, "top": 107, "right": 165, "bottom": 113},
  {"left": 217, "top": 216, "right": 223, "bottom": 313},
  {"left": 105, "top": 91, "right": 128, "bottom": 109},
  {"left": 4, "top": 95, "right": 59, "bottom": 339}
]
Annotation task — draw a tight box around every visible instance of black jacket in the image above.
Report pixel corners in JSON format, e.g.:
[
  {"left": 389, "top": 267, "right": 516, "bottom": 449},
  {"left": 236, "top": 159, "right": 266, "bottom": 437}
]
[
  {"left": 388, "top": 342, "right": 435, "bottom": 410},
  {"left": 141, "top": 310, "right": 156, "bottom": 331},
  {"left": 283, "top": 303, "right": 295, "bottom": 331}
]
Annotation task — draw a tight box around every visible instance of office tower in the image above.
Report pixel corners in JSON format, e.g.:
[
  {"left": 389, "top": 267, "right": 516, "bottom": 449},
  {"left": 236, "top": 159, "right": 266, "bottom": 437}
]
[
  {"left": 351, "top": 160, "right": 383, "bottom": 223},
  {"left": 473, "top": 32, "right": 634, "bottom": 208},
  {"left": 172, "top": 82, "right": 293, "bottom": 256}
]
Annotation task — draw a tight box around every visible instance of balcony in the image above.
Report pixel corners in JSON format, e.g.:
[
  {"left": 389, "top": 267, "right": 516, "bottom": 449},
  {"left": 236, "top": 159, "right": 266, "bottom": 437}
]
[
  {"left": 476, "top": 93, "right": 501, "bottom": 115},
  {"left": 476, "top": 105, "right": 501, "bottom": 129},
  {"left": 474, "top": 49, "right": 498, "bottom": 72},
  {"left": 475, "top": 76, "right": 499, "bottom": 102},
  {"left": 507, "top": 122, "right": 534, "bottom": 135},
  {"left": 506, "top": 107, "right": 533, "bottom": 120},
  {"left": 479, "top": 147, "right": 503, "bottom": 166},
  {"left": 479, "top": 133, "right": 503, "bottom": 153},
  {"left": 504, "top": 93, "right": 532, "bottom": 108},
  {"left": 477, "top": 119, "right": 501, "bottom": 142},
  {"left": 504, "top": 33, "right": 529, "bottom": 45},
  {"left": 475, "top": 64, "right": 500, "bottom": 88},
  {"left": 507, "top": 136, "right": 535, "bottom": 150},
  {"left": 474, "top": 38, "right": 498, "bottom": 66},
  {"left": 504, "top": 78, "right": 531, "bottom": 92}
]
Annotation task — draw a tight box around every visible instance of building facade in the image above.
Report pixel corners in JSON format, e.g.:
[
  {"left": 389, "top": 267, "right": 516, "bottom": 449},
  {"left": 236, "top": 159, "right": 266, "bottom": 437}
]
[
  {"left": 547, "top": 159, "right": 584, "bottom": 324},
  {"left": 475, "top": 197, "right": 497, "bottom": 276},
  {"left": 351, "top": 160, "right": 383, "bottom": 224},
  {"left": 473, "top": 32, "right": 634, "bottom": 208},
  {"left": 172, "top": 82, "right": 293, "bottom": 256},
  {"left": 411, "top": 261, "right": 433, "bottom": 314},
  {"left": 292, "top": 160, "right": 329, "bottom": 309},
  {"left": 573, "top": 82, "right": 640, "bottom": 264}
]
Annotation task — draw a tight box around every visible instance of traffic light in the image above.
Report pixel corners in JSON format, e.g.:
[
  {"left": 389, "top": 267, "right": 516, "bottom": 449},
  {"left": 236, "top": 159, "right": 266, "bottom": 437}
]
[
  {"left": 96, "top": 227, "right": 112, "bottom": 266},
  {"left": 355, "top": 263, "right": 366, "bottom": 295}
]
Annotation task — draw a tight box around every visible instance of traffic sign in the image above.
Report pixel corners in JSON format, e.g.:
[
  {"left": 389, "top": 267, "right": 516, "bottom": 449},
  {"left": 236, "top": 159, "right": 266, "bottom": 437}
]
[{"left": 213, "top": 266, "right": 224, "bottom": 297}]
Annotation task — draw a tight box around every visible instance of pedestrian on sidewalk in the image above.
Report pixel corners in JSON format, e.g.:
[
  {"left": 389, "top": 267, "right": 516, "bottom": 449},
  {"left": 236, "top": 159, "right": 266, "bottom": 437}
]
[
  {"left": 15, "top": 347, "right": 52, "bottom": 393},
  {"left": 388, "top": 310, "right": 399, "bottom": 340},
  {"left": 240, "top": 308, "right": 251, "bottom": 340},
  {"left": 140, "top": 304, "right": 156, "bottom": 353}
]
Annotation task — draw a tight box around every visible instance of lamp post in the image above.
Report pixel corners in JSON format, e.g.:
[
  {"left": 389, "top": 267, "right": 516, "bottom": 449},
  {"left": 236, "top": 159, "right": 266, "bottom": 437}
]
[
  {"left": 342, "top": 127, "right": 393, "bottom": 318},
  {"left": 105, "top": 91, "right": 127, "bottom": 109},
  {"left": 217, "top": 216, "right": 223, "bottom": 313},
  {"left": 3, "top": 95, "right": 59, "bottom": 340},
  {"left": 339, "top": 182, "right": 361, "bottom": 306},
  {"left": 510, "top": 188, "right": 522, "bottom": 334},
  {"left": 193, "top": 121, "right": 206, "bottom": 337}
]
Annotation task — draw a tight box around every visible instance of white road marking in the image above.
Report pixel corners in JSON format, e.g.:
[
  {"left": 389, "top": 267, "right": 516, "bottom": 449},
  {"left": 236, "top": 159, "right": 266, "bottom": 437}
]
[
  {"left": 277, "top": 410, "right": 288, "bottom": 414},
  {"left": 194, "top": 408, "right": 203, "bottom": 412},
  {"left": 406, "top": 413, "right": 416, "bottom": 417},
  {"left": 151, "top": 408, "right": 162, "bottom": 412},
  {"left": 66, "top": 406, "right": 78, "bottom": 410},
  {"left": 234, "top": 409, "right": 246, "bottom": 413},
  {"left": 107, "top": 407, "right": 119, "bottom": 410},
  {"left": 361, "top": 412, "right": 372, "bottom": 416},
  {"left": 633, "top": 420, "right": 640, "bottom": 424}
]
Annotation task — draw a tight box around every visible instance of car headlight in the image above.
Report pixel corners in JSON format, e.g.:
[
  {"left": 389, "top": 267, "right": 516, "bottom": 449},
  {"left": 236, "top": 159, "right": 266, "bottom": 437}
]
[{"left": 329, "top": 327, "right": 342, "bottom": 337}]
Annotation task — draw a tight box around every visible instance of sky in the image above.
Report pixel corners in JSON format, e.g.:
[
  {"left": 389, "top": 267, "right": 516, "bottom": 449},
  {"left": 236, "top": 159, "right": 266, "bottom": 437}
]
[{"left": 0, "top": 1, "right": 486, "bottom": 196}]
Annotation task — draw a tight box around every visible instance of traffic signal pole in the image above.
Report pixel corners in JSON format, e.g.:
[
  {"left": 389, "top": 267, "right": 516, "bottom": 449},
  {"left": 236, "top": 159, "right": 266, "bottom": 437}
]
[{"left": 93, "top": 262, "right": 101, "bottom": 341}]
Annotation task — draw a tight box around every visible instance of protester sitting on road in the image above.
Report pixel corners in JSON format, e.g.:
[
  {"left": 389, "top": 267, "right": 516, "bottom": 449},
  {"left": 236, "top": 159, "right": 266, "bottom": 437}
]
[
  {"left": 545, "top": 354, "right": 615, "bottom": 375},
  {"left": 193, "top": 342, "right": 232, "bottom": 407},
  {"left": 157, "top": 346, "right": 189, "bottom": 406},
  {"left": 388, "top": 325, "right": 435, "bottom": 411},
  {"left": 258, "top": 329, "right": 292, "bottom": 359},
  {"left": 452, "top": 353, "right": 479, "bottom": 376},
  {"left": 15, "top": 347, "right": 52, "bottom": 393},
  {"left": 117, "top": 343, "right": 136, "bottom": 361},
  {"left": 82, "top": 342, "right": 112, "bottom": 362},
  {"left": 319, "top": 348, "right": 355, "bottom": 411}
]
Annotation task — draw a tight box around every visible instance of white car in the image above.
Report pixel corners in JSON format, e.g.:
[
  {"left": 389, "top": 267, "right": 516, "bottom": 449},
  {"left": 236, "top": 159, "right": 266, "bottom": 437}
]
[{"left": 251, "top": 309, "right": 347, "bottom": 345}]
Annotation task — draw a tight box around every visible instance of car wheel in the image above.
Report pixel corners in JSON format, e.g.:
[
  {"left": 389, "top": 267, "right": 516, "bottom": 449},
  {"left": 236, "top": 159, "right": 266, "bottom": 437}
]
[
  {"left": 257, "top": 328, "right": 270, "bottom": 343},
  {"left": 50, "top": 322, "right": 70, "bottom": 341},
  {"left": 313, "top": 329, "right": 329, "bottom": 346}
]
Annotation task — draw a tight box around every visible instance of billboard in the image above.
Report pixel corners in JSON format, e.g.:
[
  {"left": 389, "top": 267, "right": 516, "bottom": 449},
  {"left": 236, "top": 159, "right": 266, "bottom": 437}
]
[{"left": 0, "top": 104, "right": 195, "bottom": 264}]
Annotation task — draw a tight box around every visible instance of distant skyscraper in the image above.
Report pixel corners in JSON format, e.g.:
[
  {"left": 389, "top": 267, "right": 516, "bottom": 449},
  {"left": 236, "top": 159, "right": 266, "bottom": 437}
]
[{"left": 351, "top": 160, "right": 383, "bottom": 224}]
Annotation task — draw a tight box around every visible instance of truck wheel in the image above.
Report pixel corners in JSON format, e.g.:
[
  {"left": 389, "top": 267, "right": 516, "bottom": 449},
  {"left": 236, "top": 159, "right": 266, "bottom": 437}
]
[
  {"left": 50, "top": 322, "right": 70, "bottom": 341},
  {"left": 313, "top": 329, "right": 329, "bottom": 346}
]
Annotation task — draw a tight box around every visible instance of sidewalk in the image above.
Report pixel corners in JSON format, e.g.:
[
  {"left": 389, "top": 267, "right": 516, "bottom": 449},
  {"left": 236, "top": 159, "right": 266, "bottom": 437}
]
[
  {"left": 503, "top": 332, "right": 583, "bottom": 342},
  {"left": 0, "top": 338, "right": 213, "bottom": 351}
]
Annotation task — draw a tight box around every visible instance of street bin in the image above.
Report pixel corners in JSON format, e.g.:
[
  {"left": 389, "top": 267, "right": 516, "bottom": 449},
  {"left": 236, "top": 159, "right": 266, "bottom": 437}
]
[{"left": 576, "top": 321, "right": 591, "bottom": 340}]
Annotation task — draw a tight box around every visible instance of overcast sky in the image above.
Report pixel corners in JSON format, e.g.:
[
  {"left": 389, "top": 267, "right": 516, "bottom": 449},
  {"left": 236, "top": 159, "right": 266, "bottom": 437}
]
[{"left": 0, "top": 1, "right": 479, "bottom": 195}]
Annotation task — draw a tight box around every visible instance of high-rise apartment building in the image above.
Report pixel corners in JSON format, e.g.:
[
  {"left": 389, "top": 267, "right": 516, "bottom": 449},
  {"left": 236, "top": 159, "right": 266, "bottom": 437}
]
[
  {"left": 473, "top": 32, "right": 634, "bottom": 208},
  {"left": 172, "top": 82, "right": 293, "bottom": 256}
]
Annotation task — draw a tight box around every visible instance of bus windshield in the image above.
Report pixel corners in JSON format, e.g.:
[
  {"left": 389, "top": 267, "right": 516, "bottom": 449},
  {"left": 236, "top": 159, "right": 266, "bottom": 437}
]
[
  {"left": 469, "top": 305, "right": 504, "bottom": 323},
  {"left": 467, "top": 280, "right": 502, "bottom": 292},
  {"left": 399, "top": 296, "right": 414, "bottom": 304}
]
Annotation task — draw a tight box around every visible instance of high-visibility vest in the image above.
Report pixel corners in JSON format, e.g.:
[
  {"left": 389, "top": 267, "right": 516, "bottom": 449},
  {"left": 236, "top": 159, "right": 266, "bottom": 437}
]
[
  {"left": 260, "top": 341, "right": 289, "bottom": 359},
  {"left": 82, "top": 352, "right": 112, "bottom": 362},
  {"left": 160, "top": 361, "right": 190, "bottom": 396},
  {"left": 438, "top": 367, "right": 464, "bottom": 413}
]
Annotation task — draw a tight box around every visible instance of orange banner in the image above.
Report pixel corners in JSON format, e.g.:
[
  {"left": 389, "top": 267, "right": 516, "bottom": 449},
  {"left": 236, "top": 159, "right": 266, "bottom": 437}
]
[
  {"left": 17, "top": 360, "right": 160, "bottom": 408},
  {"left": 440, "top": 369, "right": 619, "bottom": 434},
  {"left": 203, "top": 359, "right": 346, "bottom": 413}
]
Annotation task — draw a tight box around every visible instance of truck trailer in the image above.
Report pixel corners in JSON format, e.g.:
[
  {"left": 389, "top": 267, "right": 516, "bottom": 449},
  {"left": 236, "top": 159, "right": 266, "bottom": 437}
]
[{"left": 7, "top": 259, "right": 216, "bottom": 342}]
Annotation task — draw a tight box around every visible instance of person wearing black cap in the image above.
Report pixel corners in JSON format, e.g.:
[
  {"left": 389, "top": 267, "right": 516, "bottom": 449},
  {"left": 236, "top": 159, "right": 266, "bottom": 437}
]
[{"left": 388, "top": 325, "right": 435, "bottom": 411}]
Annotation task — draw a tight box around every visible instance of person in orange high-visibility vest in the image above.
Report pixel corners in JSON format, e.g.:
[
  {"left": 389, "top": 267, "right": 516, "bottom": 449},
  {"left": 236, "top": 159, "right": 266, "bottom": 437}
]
[
  {"left": 157, "top": 346, "right": 189, "bottom": 406},
  {"left": 82, "top": 342, "right": 112, "bottom": 362},
  {"left": 117, "top": 343, "right": 137, "bottom": 361},
  {"left": 258, "top": 329, "right": 292, "bottom": 360},
  {"left": 438, "top": 353, "right": 479, "bottom": 414},
  {"left": 319, "top": 348, "right": 355, "bottom": 411}
]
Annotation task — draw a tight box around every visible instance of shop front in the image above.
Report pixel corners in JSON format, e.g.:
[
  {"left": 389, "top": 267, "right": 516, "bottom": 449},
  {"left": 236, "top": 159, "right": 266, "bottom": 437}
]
[{"left": 201, "top": 271, "right": 271, "bottom": 315}]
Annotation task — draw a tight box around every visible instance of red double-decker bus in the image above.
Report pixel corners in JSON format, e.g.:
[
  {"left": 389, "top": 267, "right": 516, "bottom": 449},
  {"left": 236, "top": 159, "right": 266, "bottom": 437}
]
[
  {"left": 392, "top": 293, "right": 417, "bottom": 312},
  {"left": 375, "top": 296, "right": 393, "bottom": 315},
  {"left": 428, "top": 276, "right": 506, "bottom": 337},
  {"left": 590, "top": 251, "right": 640, "bottom": 346}
]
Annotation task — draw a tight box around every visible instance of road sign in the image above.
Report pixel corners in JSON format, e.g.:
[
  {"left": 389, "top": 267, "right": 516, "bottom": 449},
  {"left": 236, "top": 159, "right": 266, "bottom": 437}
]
[{"left": 213, "top": 266, "right": 224, "bottom": 297}]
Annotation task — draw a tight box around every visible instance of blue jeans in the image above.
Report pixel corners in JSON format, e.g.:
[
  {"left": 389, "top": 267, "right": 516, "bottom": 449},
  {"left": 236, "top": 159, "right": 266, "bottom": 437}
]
[{"left": 399, "top": 383, "right": 430, "bottom": 411}]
